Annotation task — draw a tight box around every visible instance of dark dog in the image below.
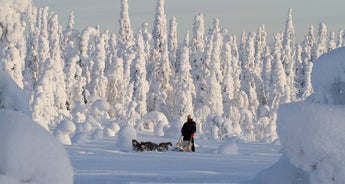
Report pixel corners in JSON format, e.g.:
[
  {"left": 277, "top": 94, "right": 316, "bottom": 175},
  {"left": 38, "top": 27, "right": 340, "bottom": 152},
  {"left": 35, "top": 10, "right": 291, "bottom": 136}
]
[
  {"left": 132, "top": 139, "right": 144, "bottom": 152},
  {"left": 141, "top": 141, "right": 159, "bottom": 151},
  {"left": 132, "top": 139, "right": 172, "bottom": 152},
  {"left": 158, "top": 142, "right": 172, "bottom": 152}
]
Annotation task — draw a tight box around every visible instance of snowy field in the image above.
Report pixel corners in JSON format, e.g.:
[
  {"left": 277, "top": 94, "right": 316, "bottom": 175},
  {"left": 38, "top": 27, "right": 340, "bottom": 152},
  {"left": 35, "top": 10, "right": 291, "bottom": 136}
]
[{"left": 68, "top": 134, "right": 281, "bottom": 184}]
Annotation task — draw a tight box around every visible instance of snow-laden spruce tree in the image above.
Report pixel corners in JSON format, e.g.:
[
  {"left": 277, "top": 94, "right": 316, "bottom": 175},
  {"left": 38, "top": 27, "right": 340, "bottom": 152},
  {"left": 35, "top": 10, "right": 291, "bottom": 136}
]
[
  {"left": 118, "top": 0, "right": 135, "bottom": 101},
  {"left": 254, "top": 25, "right": 267, "bottom": 76},
  {"left": 63, "top": 12, "right": 83, "bottom": 111},
  {"left": 36, "top": 7, "right": 50, "bottom": 75},
  {"left": 171, "top": 31, "right": 195, "bottom": 129},
  {"left": 79, "top": 26, "right": 98, "bottom": 103},
  {"left": 168, "top": 17, "right": 178, "bottom": 74},
  {"left": 24, "top": 12, "right": 40, "bottom": 94},
  {"left": 118, "top": 0, "right": 134, "bottom": 49},
  {"left": 194, "top": 19, "right": 220, "bottom": 127},
  {"left": 147, "top": 0, "right": 173, "bottom": 119},
  {"left": 282, "top": 9, "right": 296, "bottom": 102},
  {"left": 328, "top": 31, "right": 337, "bottom": 51},
  {"left": 313, "top": 23, "right": 328, "bottom": 59},
  {"left": 337, "top": 29, "right": 344, "bottom": 47},
  {"left": 0, "top": 0, "right": 32, "bottom": 88},
  {"left": 229, "top": 35, "right": 242, "bottom": 93},
  {"left": 262, "top": 46, "right": 272, "bottom": 101},
  {"left": 89, "top": 32, "right": 108, "bottom": 100},
  {"left": 190, "top": 13, "right": 205, "bottom": 84},
  {"left": 270, "top": 33, "right": 289, "bottom": 108},
  {"left": 31, "top": 11, "right": 70, "bottom": 129},
  {"left": 48, "top": 12, "right": 69, "bottom": 115},
  {"left": 131, "top": 29, "right": 149, "bottom": 120},
  {"left": 105, "top": 37, "right": 128, "bottom": 119},
  {"left": 208, "top": 31, "right": 224, "bottom": 116},
  {"left": 222, "top": 35, "right": 235, "bottom": 117},
  {"left": 140, "top": 22, "right": 152, "bottom": 58}
]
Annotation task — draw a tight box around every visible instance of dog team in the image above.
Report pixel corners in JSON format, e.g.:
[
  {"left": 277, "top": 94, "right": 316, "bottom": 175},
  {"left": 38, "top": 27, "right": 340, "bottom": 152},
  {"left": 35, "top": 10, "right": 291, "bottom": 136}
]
[{"left": 132, "top": 139, "right": 173, "bottom": 152}]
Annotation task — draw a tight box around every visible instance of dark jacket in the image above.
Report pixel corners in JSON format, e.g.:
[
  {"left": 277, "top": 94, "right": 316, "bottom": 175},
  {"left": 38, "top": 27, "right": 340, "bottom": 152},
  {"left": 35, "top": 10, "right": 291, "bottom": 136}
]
[{"left": 181, "top": 120, "right": 196, "bottom": 139}]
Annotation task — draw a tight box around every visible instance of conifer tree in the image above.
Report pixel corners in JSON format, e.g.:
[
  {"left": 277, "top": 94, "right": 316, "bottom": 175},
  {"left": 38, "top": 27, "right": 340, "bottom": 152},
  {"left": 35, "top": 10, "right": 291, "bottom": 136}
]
[
  {"left": 148, "top": 0, "right": 173, "bottom": 118},
  {"left": 0, "top": 0, "right": 32, "bottom": 88},
  {"left": 132, "top": 29, "right": 149, "bottom": 119},
  {"left": 313, "top": 23, "right": 328, "bottom": 58},
  {"left": 337, "top": 30, "right": 344, "bottom": 47},
  {"left": 282, "top": 8, "right": 296, "bottom": 102},
  {"left": 168, "top": 17, "right": 178, "bottom": 74},
  {"left": 221, "top": 35, "right": 235, "bottom": 117},
  {"left": 271, "top": 33, "right": 288, "bottom": 106},
  {"left": 172, "top": 31, "right": 195, "bottom": 126},
  {"left": 118, "top": 0, "right": 134, "bottom": 49},
  {"left": 47, "top": 12, "right": 68, "bottom": 114},
  {"left": 328, "top": 31, "right": 336, "bottom": 51}
]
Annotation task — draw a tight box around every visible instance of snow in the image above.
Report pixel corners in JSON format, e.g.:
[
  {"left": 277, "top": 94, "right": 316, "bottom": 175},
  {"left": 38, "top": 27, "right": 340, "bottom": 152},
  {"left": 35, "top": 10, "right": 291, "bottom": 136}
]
[
  {"left": 2, "top": 46, "right": 345, "bottom": 183},
  {"left": 0, "top": 110, "right": 73, "bottom": 184},
  {"left": 69, "top": 135, "right": 281, "bottom": 184},
  {"left": 0, "top": 68, "right": 73, "bottom": 184},
  {"left": 272, "top": 47, "right": 345, "bottom": 183},
  {"left": 1, "top": 0, "right": 345, "bottom": 182}
]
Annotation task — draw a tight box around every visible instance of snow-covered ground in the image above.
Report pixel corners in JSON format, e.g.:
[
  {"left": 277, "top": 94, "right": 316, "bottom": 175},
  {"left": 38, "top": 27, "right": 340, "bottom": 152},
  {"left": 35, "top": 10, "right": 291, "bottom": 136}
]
[{"left": 68, "top": 134, "right": 281, "bottom": 184}]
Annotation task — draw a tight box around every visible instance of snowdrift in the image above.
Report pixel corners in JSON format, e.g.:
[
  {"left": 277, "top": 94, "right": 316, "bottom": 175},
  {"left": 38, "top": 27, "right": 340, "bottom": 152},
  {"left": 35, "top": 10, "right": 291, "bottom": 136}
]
[{"left": 257, "top": 47, "right": 345, "bottom": 183}]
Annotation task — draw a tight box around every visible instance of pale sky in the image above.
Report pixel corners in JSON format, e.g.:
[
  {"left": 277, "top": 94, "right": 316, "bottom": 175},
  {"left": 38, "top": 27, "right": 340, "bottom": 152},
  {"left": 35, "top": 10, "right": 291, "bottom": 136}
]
[{"left": 32, "top": 0, "right": 345, "bottom": 42}]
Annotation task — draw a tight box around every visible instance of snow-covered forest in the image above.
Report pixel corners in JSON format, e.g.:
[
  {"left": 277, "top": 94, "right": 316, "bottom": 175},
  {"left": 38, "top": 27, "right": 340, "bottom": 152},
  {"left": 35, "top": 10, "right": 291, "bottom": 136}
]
[{"left": 2, "top": 0, "right": 344, "bottom": 143}]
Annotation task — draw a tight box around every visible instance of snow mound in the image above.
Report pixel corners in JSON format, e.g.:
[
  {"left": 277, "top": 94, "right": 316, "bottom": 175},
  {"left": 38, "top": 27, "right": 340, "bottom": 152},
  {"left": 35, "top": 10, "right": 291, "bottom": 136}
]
[
  {"left": 277, "top": 102, "right": 345, "bottom": 183},
  {"left": 137, "top": 111, "right": 169, "bottom": 136},
  {"left": 256, "top": 155, "right": 308, "bottom": 184},
  {"left": 0, "top": 67, "right": 31, "bottom": 116},
  {"left": 309, "top": 46, "right": 345, "bottom": 104},
  {"left": 217, "top": 141, "right": 239, "bottom": 155},
  {"left": 116, "top": 124, "right": 137, "bottom": 151},
  {"left": 0, "top": 110, "right": 73, "bottom": 184},
  {"left": 256, "top": 47, "right": 345, "bottom": 184}
]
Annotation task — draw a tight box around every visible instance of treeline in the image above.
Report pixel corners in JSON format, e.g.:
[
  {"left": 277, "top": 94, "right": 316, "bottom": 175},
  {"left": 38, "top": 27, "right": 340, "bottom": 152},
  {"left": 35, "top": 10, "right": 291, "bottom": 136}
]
[{"left": 2, "top": 0, "right": 344, "bottom": 142}]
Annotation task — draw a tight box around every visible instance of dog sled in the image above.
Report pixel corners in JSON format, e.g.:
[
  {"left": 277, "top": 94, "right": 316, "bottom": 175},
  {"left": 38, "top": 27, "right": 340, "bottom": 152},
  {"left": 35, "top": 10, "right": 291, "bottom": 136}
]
[
  {"left": 170, "top": 136, "right": 193, "bottom": 152},
  {"left": 132, "top": 136, "right": 193, "bottom": 152}
]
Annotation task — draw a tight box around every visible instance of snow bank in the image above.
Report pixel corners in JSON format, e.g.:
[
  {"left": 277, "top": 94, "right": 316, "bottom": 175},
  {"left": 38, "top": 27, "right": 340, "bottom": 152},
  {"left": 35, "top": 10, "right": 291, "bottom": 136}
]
[
  {"left": 0, "top": 110, "right": 73, "bottom": 184},
  {"left": 137, "top": 111, "right": 169, "bottom": 136},
  {"left": 217, "top": 141, "right": 239, "bottom": 155},
  {"left": 258, "top": 47, "right": 345, "bottom": 183},
  {"left": 256, "top": 155, "right": 308, "bottom": 184},
  {"left": 0, "top": 66, "right": 31, "bottom": 116},
  {"left": 116, "top": 124, "right": 136, "bottom": 151},
  {"left": 277, "top": 102, "right": 345, "bottom": 183}
]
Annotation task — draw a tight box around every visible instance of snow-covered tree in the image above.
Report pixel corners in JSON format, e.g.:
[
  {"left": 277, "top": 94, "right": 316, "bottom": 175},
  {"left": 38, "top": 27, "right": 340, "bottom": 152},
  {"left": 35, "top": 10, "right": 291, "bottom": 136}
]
[
  {"left": 168, "top": 17, "right": 178, "bottom": 74},
  {"left": 0, "top": 0, "right": 32, "bottom": 88},
  {"left": 313, "top": 23, "right": 328, "bottom": 58},
  {"left": 47, "top": 12, "right": 69, "bottom": 115},
  {"left": 118, "top": 0, "right": 135, "bottom": 93},
  {"left": 221, "top": 35, "right": 235, "bottom": 118},
  {"left": 328, "top": 31, "right": 336, "bottom": 51},
  {"left": 79, "top": 26, "right": 98, "bottom": 103},
  {"left": 24, "top": 12, "right": 40, "bottom": 94},
  {"left": 337, "top": 30, "right": 344, "bottom": 47},
  {"left": 271, "top": 33, "right": 289, "bottom": 107},
  {"left": 118, "top": 0, "right": 134, "bottom": 49},
  {"left": 131, "top": 29, "right": 149, "bottom": 119},
  {"left": 205, "top": 31, "right": 223, "bottom": 117},
  {"left": 190, "top": 13, "right": 205, "bottom": 83},
  {"left": 172, "top": 31, "right": 195, "bottom": 127},
  {"left": 282, "top": 8, "right": 296, "bottom": 101},
  {"left": 147, "top": 0, "right": 173, "bottom": 118}
]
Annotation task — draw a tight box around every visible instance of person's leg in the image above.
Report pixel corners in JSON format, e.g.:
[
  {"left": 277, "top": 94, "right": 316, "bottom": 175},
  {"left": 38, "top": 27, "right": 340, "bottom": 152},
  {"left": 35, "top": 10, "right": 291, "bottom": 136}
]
[{"left": 191, "top": 137, "right": 195, "bottom": 152}]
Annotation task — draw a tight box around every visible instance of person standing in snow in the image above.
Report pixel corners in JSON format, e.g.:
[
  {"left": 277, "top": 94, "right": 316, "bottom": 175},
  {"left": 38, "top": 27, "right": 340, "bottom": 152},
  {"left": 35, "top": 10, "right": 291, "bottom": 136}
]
[{"left": 181, "top": 115, "right": 196, "bottom": 152}]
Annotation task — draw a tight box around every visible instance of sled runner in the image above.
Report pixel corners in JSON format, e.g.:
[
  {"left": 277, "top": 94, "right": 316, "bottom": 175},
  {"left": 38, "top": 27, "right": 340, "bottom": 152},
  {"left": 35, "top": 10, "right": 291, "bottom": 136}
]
[{"left": 170, "top": 136, "right": 193, "bottom": 152}]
